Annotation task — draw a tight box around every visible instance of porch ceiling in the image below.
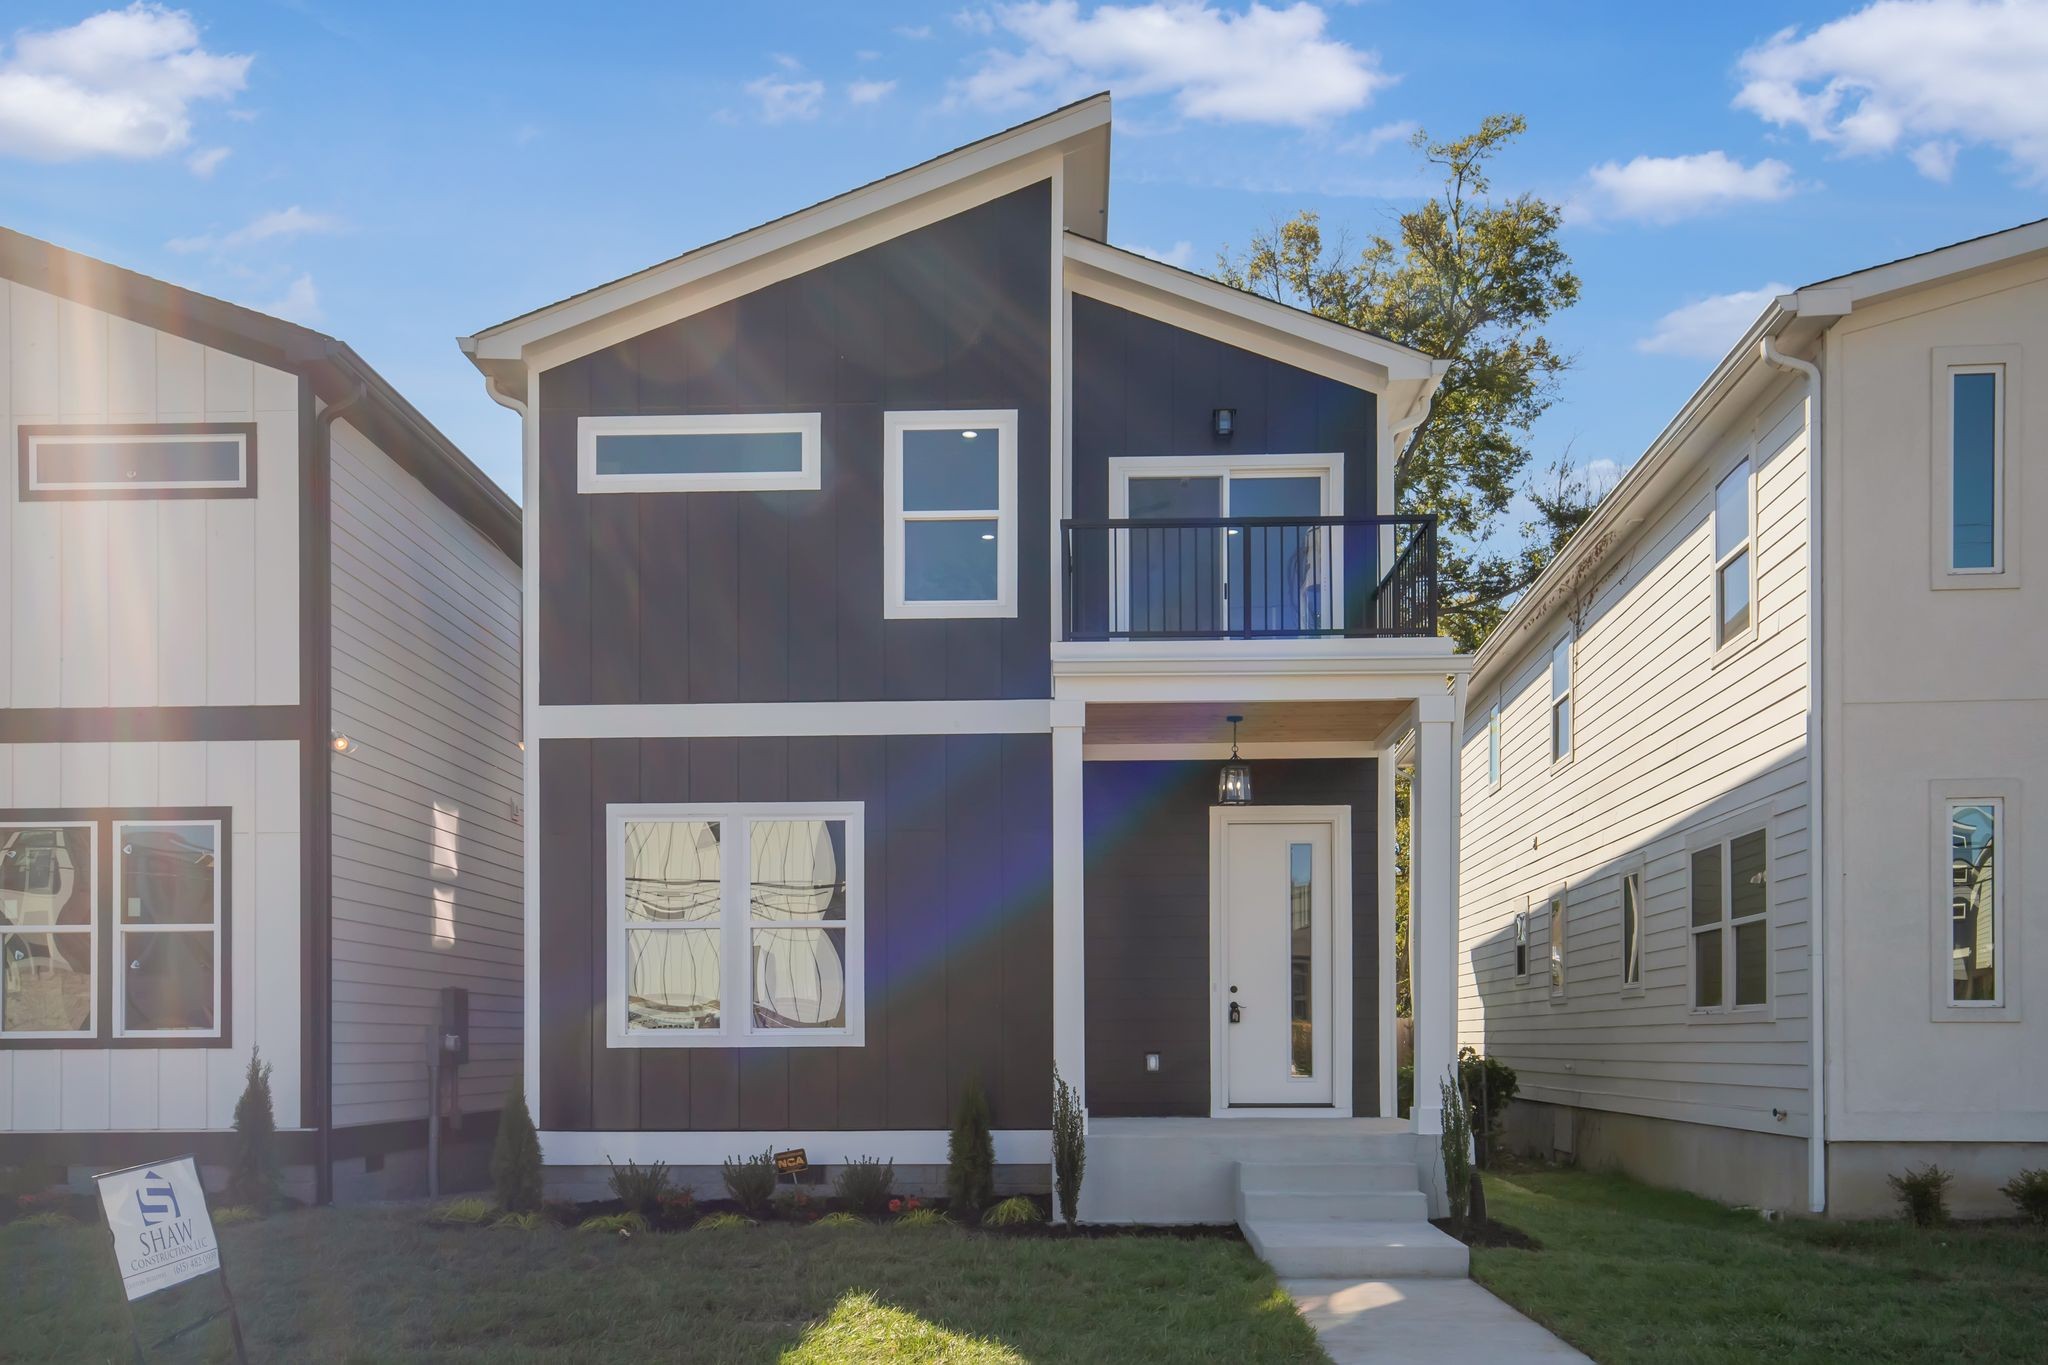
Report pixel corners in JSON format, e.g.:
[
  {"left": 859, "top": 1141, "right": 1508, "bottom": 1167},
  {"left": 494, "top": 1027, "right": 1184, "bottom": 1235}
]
[{"left": 1083, "top": 700, "right": 1409, "bottom": 746}]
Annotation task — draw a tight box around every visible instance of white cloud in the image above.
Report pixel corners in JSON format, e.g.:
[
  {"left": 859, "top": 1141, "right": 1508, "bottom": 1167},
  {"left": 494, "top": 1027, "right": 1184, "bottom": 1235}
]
[
  {"left": 745, "top": 73, "right": 825, "bottom": 123},
  {"left": 1735, "top": 0, "right": 2048, "bottom": 182},
  {"left": 0, "top": 3, "right": 249, "bottom": 162},
  {"left": 186, "top": 144, "right": 229, "bottom": 177},
  {"left": 1581, "top": 457, "right": 1624, "bottom": 488},
  {"left": 166, "top": 205, "right": 343, "bottom": 254},
  {"left": 896, "top": 23, "right": 935, "bottom": 39},
  {"left": 1126, "top": 239, "right": 1195, "bottom": 267},
  {"left": 848, "top": 78, "right": 898, "bottom": 105},
  {"left": 951, "top": 2, "right": 1392, "bottom": 127},
  {"left": 1338, "top": 118, "right": 1416, "bottom": 156},
  {"left": 1578, "top": 151, "right": 1797, "bottom": 224},
  {"left": 259, "top": 273, "right": 320, "bottom": 324},
  {"left": 1636, "top": 283, "right": 1791, "bottom": 360}
]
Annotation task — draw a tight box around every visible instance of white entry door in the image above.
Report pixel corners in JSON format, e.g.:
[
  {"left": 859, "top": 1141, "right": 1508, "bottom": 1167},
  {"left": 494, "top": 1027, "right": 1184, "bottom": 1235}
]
[{"left": 1216, "top": 814, "right": 1337, "bottom": 1108}]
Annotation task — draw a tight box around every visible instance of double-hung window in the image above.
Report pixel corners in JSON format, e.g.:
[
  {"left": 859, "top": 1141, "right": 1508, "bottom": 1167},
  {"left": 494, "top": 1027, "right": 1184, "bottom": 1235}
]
[
  {"left": 576, "top": 413, "right": 822, "bottom": 493},
  {"left": 1690, "top": 828, "right": 1768, "bottom": 1012},
  {"left": 0, "top": 811, "right": 227, "bottom": 1046},
  {"left": 1714, "top": 457, "right": 1753, "bottom": 645},
  {"left": 1550, "top": 634, "right": 1573, "bottom": 762},
  {"left": 609, "top": 802, "right": 864, "bottom": 1047},
  {"left": 18, "top": 423, "right": 255, "bottom": 500},
  {"left": 1620, "top": 870, "right": 1643, "bottom": 990},
  {"left": 884, "top": 410, "right": 1017, "bottom": 618}
]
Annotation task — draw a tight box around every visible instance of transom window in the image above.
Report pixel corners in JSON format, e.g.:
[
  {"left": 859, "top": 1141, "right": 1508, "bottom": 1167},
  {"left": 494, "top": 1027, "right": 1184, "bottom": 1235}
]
[
  {"left": 1620, "top": 871, "right": 1643, "bottom": 989},
  {"left": 1691, "top": 828, "right": 1768, "bottom": 1012},
  {"left": 884, "top": 410, "right": 1018, "bottom": 618},
  {"left": 1550, "top": 634, "right": 1574, "bottom": 762},
  {"left": 576, "top": 413, "right": 822, "bottom": 493},
  {"left": 1947, "top": 799, "right": 2001, "bottom": 1005},
  {"left": 1948, "top": 367, "right": 2003, "bottom": 572},
  {"left": 607, "top": 802, "right": 865, "bottom": 1047},
  {"left": 19, "top": 423, "right": 254, "bottom": 500},
  {"left": 0, "top": 811, "right": 227, "bottom": 1046},
  {"left": 1714, "top": 457, "right": 1753, "bottom": 644}
]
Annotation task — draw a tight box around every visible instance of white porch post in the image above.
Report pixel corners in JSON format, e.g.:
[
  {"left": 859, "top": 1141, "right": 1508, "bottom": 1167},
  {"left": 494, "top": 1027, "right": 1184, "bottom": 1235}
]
[
  {"left": 1051, "top": 699, "right": 1087, "bottom": 1112},
  {"left": 1409, "top": 693, "right": 1459, "bottom": 1144}
]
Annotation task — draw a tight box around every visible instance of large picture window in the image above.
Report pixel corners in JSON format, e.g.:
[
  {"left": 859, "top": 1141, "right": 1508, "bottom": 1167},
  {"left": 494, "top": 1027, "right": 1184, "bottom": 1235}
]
[
  {"left": 0, "top": 809, "right": 229, "bottom": 1047},
  {"left": 576, "top": 413, "right": 822, "bottom": 493},
  {"left": 608, "top": 802, "right": 864, "bottom": 1047},
  {"left": 18, "top": 423, "right": 255, "bottom": 501},
  {"left": 1690, "top": 828, "right": 1768, "bottom": 1013},
  {"left": 884, "top": 410, "right": 1017, "bottom": 619}
]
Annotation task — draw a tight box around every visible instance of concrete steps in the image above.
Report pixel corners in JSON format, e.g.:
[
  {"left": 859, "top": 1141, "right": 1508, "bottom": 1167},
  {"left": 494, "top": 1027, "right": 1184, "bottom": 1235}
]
[
  {"left": 1235, "top": 1156, "right": 1469, "bottom": 1279},
  {"left": 1243, "top": 1218, "right": 1472, "bottom": 1279}
]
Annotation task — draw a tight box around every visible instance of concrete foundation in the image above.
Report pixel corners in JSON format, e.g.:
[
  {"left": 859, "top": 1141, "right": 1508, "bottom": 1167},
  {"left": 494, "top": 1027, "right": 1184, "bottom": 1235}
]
[
  {"left": 1502, "top": 1099, "right": 1807, "bottom": 1213},
  {"left": 1828, "top": 1140, "right": 2048, "bottom": 1219}
]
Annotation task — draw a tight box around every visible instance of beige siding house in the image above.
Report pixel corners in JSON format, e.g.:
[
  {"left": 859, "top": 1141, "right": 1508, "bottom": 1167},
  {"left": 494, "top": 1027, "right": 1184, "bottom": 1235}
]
[{"left": 1461, "top": 220, "right": 2048, "bottom": 1217}]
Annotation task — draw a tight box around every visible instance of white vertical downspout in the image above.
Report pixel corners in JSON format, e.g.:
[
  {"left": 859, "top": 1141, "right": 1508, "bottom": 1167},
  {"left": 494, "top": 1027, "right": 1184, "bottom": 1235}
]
[{"left": 1760, "top": 334, "right": 1826, "bottom": 1215}]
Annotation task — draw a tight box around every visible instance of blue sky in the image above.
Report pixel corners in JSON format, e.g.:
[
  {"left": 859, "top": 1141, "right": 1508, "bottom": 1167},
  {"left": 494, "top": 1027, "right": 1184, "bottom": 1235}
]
[{"left": 3, "top": 1, "right": 2045, "bottom": 515}]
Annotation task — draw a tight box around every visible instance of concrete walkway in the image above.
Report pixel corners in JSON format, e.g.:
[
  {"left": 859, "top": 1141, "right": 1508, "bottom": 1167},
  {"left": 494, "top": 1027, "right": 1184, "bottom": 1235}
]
[{"left": 1284, "top": 1278, "right": 1589, "bottom": 1363}]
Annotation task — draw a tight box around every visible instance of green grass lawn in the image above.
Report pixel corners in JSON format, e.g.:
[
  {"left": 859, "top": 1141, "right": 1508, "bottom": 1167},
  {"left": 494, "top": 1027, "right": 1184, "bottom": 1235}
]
[
  {"left": 1473, "top": 1167, "right": 2048, "bottom": 1364},
  {"left": 1, "top": 1209, "right": 1324, "bottom": 1364}
]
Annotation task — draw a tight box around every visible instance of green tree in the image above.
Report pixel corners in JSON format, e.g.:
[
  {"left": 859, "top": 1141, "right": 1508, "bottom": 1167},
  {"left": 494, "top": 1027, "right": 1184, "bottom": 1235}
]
[
  {"left": 946, "top": 1076, "right": 996, "bottom": 1217},
  {"left": 228, "top": 1048, "right": 279, "bottom": 1210},
  {"left": 491, "top": 1075, "right": 544, "bottom": 1213},
  {"left": 1219, "top": 115, "right": 1595, "bottom": 649}
]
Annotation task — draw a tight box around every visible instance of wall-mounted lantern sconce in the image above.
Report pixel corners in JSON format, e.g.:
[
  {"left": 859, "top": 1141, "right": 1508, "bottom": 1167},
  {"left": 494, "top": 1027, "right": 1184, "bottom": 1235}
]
[
  {"left": 330, "top": 732, "right": 359, "bottom": 755},
  {"left": 1217, "top": 714, "right": 1252, "bottom": 805},
  {"left": 1212, "top": 407, "right": 1236, "bottom": 439}
]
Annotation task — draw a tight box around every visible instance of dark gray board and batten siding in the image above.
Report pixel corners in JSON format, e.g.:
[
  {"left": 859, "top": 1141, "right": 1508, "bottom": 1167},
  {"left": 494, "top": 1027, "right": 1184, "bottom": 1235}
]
[
  {"left": 536, "top": 181, "right": 1052, "bottom": 707},
  {"left": 1083, "top": 759, "right": 1380, "bottom": 1117},
  {"left": 537, "top": 735, "right": 1053, "bottom": 1133}
]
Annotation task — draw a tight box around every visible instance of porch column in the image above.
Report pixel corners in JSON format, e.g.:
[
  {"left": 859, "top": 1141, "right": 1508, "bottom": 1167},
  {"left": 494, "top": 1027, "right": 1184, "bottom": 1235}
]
[
  {"left": 1051, "top": 699, "right": 1087, "bottom": 1111},
  {"left": 1409, "top": 693, "right": 1459, "bottom": 1139}
]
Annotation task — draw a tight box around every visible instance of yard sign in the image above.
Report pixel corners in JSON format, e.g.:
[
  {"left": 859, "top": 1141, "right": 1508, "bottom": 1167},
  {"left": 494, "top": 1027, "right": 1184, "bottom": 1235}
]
[{"left": 93, "top": 1154, "right": 249, "bottom": 1361}]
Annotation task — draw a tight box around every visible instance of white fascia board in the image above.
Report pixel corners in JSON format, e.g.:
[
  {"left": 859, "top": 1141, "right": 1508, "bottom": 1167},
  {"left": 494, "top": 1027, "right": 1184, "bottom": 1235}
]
[
  {"left": 542, "top": 1129, "right": 1053, "bottom": 1167},
  {"left": 533, "top": 699, "right": 1053, "bottom": 740},
  {"left": 465, "top": 99, "right": 1111, "bottom": 367},
  {"left": 1806, "top": 217, "right": 2048, "bottom": 312},
  {"left": 1063, "top": 235, "right": 1440, "bottom": 388}
]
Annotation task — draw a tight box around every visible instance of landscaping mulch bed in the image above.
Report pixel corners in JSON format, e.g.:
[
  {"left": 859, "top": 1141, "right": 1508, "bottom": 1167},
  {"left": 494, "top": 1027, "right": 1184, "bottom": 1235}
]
[
  {"left": 539, "top": 1190, "right": 1242, "bottom": 1239},
  {"left": 1432, "top": 1214, "right": 1541, "bottom": 1250}
]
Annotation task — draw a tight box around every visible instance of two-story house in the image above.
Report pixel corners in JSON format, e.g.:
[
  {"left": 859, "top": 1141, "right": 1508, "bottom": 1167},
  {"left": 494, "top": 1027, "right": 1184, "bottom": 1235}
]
[
  {"left": 1460, "top": 221, "right": 2048, "bottom": 1216},
  {"left": 461, "top": 95, "right": 1473, "bottom": 1273},
  {"left": 0, "top": 229, "right": 522, "bottom": 1203}
]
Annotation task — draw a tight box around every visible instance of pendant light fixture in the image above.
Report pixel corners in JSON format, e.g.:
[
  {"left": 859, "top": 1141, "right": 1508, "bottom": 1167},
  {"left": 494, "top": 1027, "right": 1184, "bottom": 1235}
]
[{"left": 1217, "top": 714, "right": 1252, "bottom": 805}]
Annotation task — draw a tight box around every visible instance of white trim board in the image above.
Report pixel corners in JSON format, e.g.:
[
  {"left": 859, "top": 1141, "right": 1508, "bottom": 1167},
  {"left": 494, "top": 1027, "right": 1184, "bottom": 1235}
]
[
  {"left": 533, "top": 700, "right": 1054, "bottom": 740},
  {"left": 540, "top": 1129, "right": 1054, "bottom": 1166}
]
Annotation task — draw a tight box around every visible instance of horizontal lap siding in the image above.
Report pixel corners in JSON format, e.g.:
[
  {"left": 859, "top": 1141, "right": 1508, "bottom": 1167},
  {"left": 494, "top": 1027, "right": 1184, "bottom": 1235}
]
[
  {"left": 1082, "top": 759, "right": 1378, "bottom": 1117},
  {"left": 1458, "top": 384, "right": 1813, "bottom": 1138},
  {"left": 536, "top": 181, "right": 1052, "bottom": 706},
  {"left": 329, "top": 425, "right": 522, "bottom": 1129},
  {"left": 536, "top": 734, "right": 1052, "bottom": 1133}
]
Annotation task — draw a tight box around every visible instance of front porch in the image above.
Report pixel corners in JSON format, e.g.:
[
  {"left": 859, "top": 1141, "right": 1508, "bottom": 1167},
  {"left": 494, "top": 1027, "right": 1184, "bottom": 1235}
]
[{"left": 1049, "top": 644, "right": 1469, "bottom": 1238}]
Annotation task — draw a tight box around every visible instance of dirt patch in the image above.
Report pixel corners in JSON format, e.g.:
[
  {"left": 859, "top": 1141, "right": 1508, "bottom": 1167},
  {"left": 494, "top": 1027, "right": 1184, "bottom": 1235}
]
[
  {"left": 545, "top": 1192, "right": 1244, "bottom": 1239},
  {"left": 1432, "top": 1215, "right": 1541, "bottom": 1250}
]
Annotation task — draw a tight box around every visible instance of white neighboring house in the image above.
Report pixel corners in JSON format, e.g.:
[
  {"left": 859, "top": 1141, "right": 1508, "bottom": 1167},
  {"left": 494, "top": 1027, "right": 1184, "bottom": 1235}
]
[{"left": 1459, "top": 220, "right": 2048, "bottom": 1217}]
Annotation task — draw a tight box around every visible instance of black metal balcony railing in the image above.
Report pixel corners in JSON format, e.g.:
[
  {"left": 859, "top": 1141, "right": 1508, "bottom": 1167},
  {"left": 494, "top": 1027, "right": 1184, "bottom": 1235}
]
[{"left": 1061, "top": 514, "right": 1438, "bottom": 641}]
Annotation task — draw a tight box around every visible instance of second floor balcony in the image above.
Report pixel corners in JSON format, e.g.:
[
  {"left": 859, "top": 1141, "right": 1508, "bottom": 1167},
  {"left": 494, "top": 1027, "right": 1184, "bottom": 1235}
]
[{"left": 1060, "top": 514, "right": 1439, "bottom": 643}]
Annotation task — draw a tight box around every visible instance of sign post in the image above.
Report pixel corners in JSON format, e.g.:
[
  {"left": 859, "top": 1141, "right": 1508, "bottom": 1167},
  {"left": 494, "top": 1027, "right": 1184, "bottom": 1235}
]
[{"left": 92, "top": 1155, "right": 249, "bottom": 1363}]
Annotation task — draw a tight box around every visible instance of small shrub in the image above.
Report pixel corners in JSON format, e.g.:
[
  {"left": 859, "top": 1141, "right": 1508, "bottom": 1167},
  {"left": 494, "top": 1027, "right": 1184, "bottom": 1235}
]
[
  {"left": 2001, "top": 1168, "right": 2048, "bottom": 1224},
  {"left": 9, "top": 1211, "right": 73, "bottom": 1230},
  {"left": 1888, "top": 1164, "right": 1954, "bottom": 1226},
  {"left": 0, "top": 1164, "right": 57, "bottom": 1203},
  {"left": 655, "top": 1191, "right": 697, "bottom": 1224},
  {"left": 947, "top": 1077, "right": 996, "bottom": 1217},
  {"left": 980, "top": 1196, "right": 1042, "bottom": 1228},
  {"left": 1052, "top": 1064, "right": 1085, "bottom": 1229},
  {"left": 577, "top": 1211, "right": 646, "bottom": 1235},
  {"left": 886, "top": 1196, "right": 924, "bottom": 1216},
  {"left": 493, "top": 1211, "right": 545, "bottom": 1231},
  {"left": 813, "top": 1211, "right": 862, "bottom": 1228},
  {"left": 722, "top": 1150, "right": 777, "bottom": 1216},
  {"left": 492, "top": 1076, "right": 545, "bottom": 1214},
  {"left": 605, "top": 1157, "right": 671, "bottom": 1220},
  {"left": 773, "top": 1189, "right": 816, "bottom": 1222},
  {"left": 1440, "top": 1065, "right": 1473, "bottom": 1223},
  {"left": 210, "top": 1205, "right": 262, "bottom": 1227},
  {"left": 694, "top": 1212, "right": 750, "bottom": 1232},
  {"left": 1397, "top": 1063, "right": 1414, "bottom": 1119},
  {"left": 895, "top": 1207, "right": 947, "bottom": 1228},
  {"left": 1458, "top": 1046, "right": 1519, "bottom": 1165},
  {"left": 834, "top": 1157, "right": 896, "bottom": 1218},
  {"left": 428, "top": 1198, "right": 495, "bottom": 1227},
  {"left": 228, "top": 1049, "right": 280, "bottom": 1211}
]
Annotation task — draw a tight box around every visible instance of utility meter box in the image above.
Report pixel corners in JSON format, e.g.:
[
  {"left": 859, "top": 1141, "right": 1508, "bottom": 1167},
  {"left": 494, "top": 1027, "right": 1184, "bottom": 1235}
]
[{"left": 438, "top": 986, "right": 469, "bottom": 1065}]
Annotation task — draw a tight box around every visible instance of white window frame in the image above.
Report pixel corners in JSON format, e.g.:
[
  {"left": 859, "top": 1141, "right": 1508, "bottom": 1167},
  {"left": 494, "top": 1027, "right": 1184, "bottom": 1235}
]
[
  {"left": 111, "top": 818, "right": 224, "bottom": 1040},
  {"left": 1547, "top": 886, "right": 1568, "bottom": 1002},
  {"left": 0, "top": 820, "right": 98, "bottom": 1040},
  {"left": 1929, "top": 779, "right": 2022, "bottom": 1022},
  {"left": 1931, "top": 346, "right": 2022, "bottom": 589},
  {"left": 1486, "top": 702, "right": 1502, "bottom": 789},
  {"left": 884, "top": 409, "right": 1018, "bottom": 619},
  {"left": 1713, "top": 455, "right": 1756, "bottom": 650},
  {"left": 576, "top": 412, "right": 823, "bottom": 494},
  {"left": 1619, "top": 866, "right": 1644, "bottom": 996},
  {"left": 1687, "top": 824, "right": 1770, "bottom": 1019},
  {"left": 606, "top": 801, "right": 866, "bottom": 1049},
  {"left": 22, "top": 425, "right": 252, "bottom": 497},
  {"left": 1550, "top": 631, "right": 1574, "bottom": 764}
]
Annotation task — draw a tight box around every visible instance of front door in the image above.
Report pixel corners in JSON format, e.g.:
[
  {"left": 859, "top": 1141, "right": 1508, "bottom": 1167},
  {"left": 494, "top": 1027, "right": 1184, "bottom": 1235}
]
[{"left": 1217, "top": 814, "right": 1335, "bottom": 1107}]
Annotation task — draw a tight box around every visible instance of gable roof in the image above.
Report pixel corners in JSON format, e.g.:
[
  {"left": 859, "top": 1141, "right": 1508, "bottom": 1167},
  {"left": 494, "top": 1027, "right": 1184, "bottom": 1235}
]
[
  {"left": 0, "top": 226, "right": 519, "bottom": 560},
  {"left": 460, "top": 94, "right": 1114, "bottom": 396},
  {"left": 1467, "top": 215, "right": 2048, "bottom": 695}
]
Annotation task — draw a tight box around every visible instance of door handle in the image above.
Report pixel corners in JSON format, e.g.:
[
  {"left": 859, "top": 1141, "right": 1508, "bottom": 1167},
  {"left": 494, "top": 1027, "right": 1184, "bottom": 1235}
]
[{"left": 1229, "top": 1001, "right": 1244, "bottom": 1024}]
